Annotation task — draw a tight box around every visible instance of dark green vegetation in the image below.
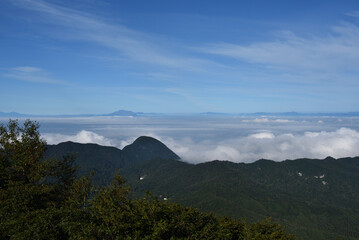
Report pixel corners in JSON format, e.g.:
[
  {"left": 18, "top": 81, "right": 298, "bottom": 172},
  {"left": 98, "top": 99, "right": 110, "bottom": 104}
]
[
  {"left": 121, "top": 157, "right": 359, "bottom": 240},
  {"left": 1, "top": 120, "right": 294, "bottom": 239},
  {"left": 45, "top": 136, "right": 179, "bottom": 185},
  {"left": 45, "top": 128, "right": 359, "bottom": 240}
]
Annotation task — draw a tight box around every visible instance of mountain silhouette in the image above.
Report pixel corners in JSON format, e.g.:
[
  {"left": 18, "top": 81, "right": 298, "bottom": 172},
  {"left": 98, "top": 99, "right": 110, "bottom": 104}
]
[
  {"left": 45, "top": 136, "right": 179, "bottom": 185},
  {"left": 45, "top": 137, "right": 359, "bottom": 240}
]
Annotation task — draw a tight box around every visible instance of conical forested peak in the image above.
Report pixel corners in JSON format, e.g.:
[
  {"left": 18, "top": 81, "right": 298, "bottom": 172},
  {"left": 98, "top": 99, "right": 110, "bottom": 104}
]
[
  {"left": 131, "top": 136, "right": 164, "bottom": 146},
  {"left": 123, "top": 136, "right": 180, "bottom": 161}
]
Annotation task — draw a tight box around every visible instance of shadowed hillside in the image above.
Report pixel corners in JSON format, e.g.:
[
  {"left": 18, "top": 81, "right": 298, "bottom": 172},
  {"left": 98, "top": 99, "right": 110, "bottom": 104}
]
[
  {"left": 45, "top": 136, "right": 179, "bottom": 185},
  {"left": 46, "top": 136, "right": 359, "bottom": 240}
]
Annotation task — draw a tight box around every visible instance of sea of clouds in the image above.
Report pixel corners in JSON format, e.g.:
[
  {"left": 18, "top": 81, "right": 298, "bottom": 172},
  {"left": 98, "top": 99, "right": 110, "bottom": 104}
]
[
  {"left": 4, "top": 116, "right": 359, "bottom": 164},
  {"left": 163, "top": 127, "right": 359, "bottom": 163}
]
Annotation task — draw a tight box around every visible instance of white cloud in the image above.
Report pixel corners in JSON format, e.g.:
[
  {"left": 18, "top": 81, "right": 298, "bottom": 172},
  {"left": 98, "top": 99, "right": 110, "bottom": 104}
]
[
  {"left": 43, "top": 130, "right": 115, "bottom": 146},
  {"left": 38, "top": 117, "right": 359, "bottom": 164},
  {"left": 346, "top": 11, "right": 359, "bottom": 18},
  {"left": 208, "top": 145, "right": 241, "bottom": 161},
  {"left": 249, "top": 132, "right": 275, "bottom": 139},
  {"left": 12, "top": 66, "right": 42, "bottom": 73},
  {"left": 273, "top": 119, "right": 293, "bottom": 123},
  {"left": 165, "top": 128, "right": 359, "bottom": 163},
  {"left": 199, "top": 23, "right": 359, "bottom": 76},
  {"left": 242, "top": 118, "right": 294, "bottom": 123},
  {"left": 243, "top": 118, "right": 269, "bottom": 123},
  {"left": 10, "top": 0, "right": 214, "bottom": 72},
  {"left": 4, "top": 66, "right": 64, "bottom": 84}
]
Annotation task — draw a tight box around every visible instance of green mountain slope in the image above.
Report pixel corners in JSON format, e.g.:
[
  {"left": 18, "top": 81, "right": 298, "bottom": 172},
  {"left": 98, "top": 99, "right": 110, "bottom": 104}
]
[
  {"left": 46, "top": 137, "right": 359, "bottom": 240},
  {"left": 45, "top": 136, "right": 179, "bottom": 185},
  {"left": 120, "top": 157, "right": 359, "bottom": 240}
]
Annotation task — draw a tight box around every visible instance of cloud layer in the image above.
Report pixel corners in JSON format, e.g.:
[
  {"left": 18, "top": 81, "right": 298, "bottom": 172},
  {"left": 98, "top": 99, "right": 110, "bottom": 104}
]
[
  {"left": 164, "top": 127, "right": 359, "bottom": 163},
  {"left": 43, "top": 130, "right": 115, "bottom": 146},
  {"left": 42, "top": 126, "right": 359, "bottom": 164}
]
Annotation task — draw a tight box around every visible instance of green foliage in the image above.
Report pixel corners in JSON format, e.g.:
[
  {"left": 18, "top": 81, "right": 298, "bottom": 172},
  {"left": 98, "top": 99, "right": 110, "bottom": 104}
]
[
  {"left": 44, "top": 136, "right": 180, "bottom": 185},
  {"left": 0, "top": 119, "right": 295, "bottom": 239},
  {"left": 119, "top": 157, "right": 359, "bottom": 240},
  {"left": 0, "top": 119, "right": 78, "bottom": 239}
]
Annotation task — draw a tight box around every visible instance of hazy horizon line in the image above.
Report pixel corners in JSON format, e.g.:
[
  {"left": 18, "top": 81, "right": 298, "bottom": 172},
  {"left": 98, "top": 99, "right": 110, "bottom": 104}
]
[{"left": 1, "top": 109, "right": 359, "bottom": 117}]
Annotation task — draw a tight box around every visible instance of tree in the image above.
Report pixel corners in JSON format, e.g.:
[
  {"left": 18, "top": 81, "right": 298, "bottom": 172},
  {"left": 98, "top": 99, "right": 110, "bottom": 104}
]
[{"left": 0, "top": 119, "right": 77, "bottom": 239}]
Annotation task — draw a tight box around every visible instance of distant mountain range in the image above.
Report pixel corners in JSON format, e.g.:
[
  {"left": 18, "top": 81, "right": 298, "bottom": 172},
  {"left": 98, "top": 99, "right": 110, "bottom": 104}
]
[
  {"left": 0, "top": 110, "right": 161, "bottom": 118},
  {"left": 0, "top": 112, "right": 30, "bottom": 117},
  {"left": 2, "top": 110, "right": 359, "bottom": 118},
  {"left": 44, "top": 136, "right": 359, "bottom": 240}
]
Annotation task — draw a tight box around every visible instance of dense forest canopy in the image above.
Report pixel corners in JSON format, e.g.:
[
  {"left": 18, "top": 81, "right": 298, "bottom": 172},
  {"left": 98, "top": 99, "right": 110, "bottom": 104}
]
[{"left": 0, "top": 119, "right": 295, "bottom": 239}]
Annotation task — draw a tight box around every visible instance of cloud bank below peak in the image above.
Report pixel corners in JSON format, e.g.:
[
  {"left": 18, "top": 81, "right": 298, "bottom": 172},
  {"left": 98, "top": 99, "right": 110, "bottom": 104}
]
[
  {"left": 43, "top": 127, "right": 359, "bottom": 164},
  {"left": 43, "top": 130, "right": 115, "bottom": 147}
]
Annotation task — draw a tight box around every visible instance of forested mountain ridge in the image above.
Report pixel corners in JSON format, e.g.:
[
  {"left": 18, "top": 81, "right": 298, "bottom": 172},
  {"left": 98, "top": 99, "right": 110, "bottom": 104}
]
[
  {"left": 2, "top": 120, "right": 294, "bottom": 239},
  {"left": 120, "top": 156, "right": 359, "bottom": 240},
  {"left": 45, "top": 136, "right": 359, "bottom": 240},
  {"left": 45, "top": 136, "right": 179, "bottom": 185}
]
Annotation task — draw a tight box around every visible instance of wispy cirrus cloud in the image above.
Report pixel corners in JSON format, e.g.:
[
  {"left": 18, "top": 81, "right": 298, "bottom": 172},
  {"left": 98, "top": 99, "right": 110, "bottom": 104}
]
[
  {"left": 9, "top": 0, "right": 214, "bottom": 72},
  {"left": 4, "top": 1, "right": 359, "bottom": 114},
  {"left": 198, "top": 23, "right": 359, "bottom": 76},
  {"left": 4, "top": 66, "right": 64, "bottom": 84},
  {"left": 9, "top": 1, "right": 359, "bottom": 87},
  {"left": 346, "top": 11, "right": 359, "bottom": 18}
]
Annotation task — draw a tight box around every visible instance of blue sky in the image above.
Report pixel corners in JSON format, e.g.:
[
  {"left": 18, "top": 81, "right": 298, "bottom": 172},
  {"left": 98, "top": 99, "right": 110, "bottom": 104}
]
[{"left": 1, "top": 0, "right": 359, "bottom": 114}]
